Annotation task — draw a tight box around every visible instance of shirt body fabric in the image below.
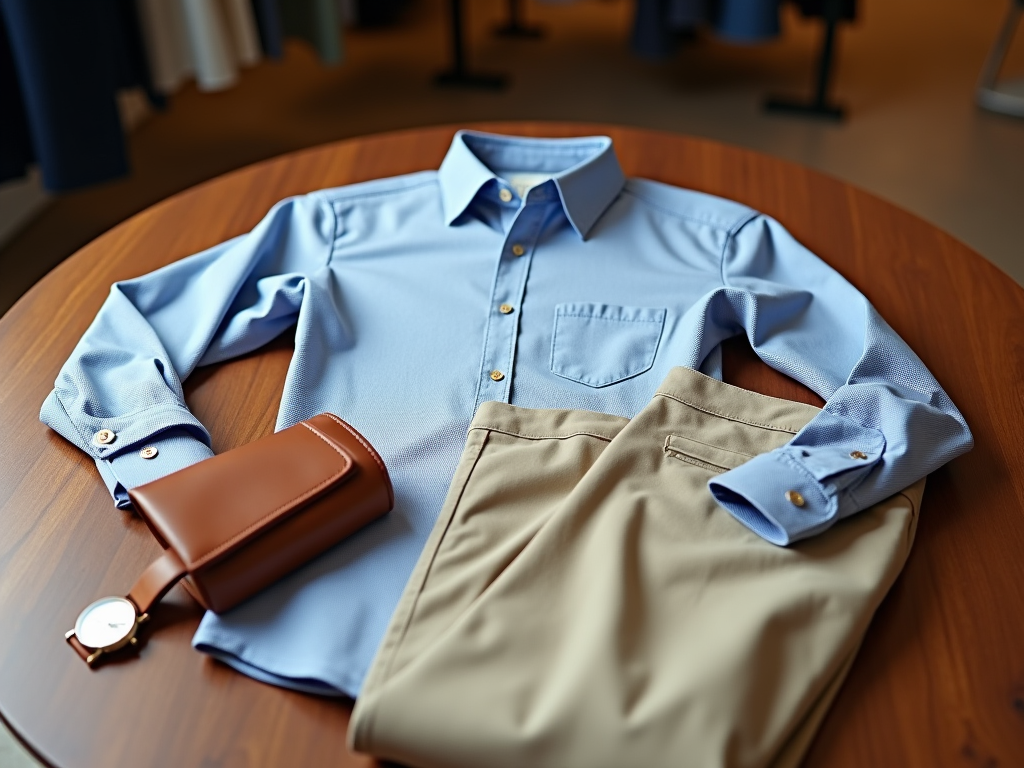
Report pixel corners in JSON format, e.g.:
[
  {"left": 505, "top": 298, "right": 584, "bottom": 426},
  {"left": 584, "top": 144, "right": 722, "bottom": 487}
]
[{"left": 41, "top": 130, "right": 973, "bottom": 697}]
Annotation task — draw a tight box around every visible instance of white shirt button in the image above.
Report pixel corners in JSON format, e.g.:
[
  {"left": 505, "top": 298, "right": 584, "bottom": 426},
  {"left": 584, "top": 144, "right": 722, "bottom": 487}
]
[
  {"left": 499, "top": 189, "right": 513, "bottom": 203},
  {"left": 93, "top": 429, "right": 116, "bottom": 446}
]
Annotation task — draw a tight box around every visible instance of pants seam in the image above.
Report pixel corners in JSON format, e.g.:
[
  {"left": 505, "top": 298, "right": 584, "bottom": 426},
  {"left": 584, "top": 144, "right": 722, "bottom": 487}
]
[
  {"left": 359, "top": 429, "right": 492, "bottom": 751},
  {"left": 655, "top": 391, "right": 802, "bottom": 434},
  {"left": 894, "top": 490, "right": 916, "bottom": 514},
  {"left": 381, "top": 429, "right": 491, "bottom": 683},
  {"left": 664, "top": 433, "right": 757, "bottom": 460},
  {"left": 469, "top": 425, "right": 618, "bottom": 444},
  {"left": 663, "top": 449, "right": 729, "bottom": 474}
]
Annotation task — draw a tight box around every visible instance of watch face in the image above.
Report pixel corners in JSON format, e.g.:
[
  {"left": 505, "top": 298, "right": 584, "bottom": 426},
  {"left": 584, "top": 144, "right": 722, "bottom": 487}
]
[{"left": 75, "top": 597, "right": 137, "bottom": 650}]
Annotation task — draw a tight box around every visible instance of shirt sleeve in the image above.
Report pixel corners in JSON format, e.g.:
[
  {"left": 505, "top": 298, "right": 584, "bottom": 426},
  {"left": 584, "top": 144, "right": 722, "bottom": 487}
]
[
  {"left": 707, "top": 214, "right": 973, "bottom": 545},
  {"left": 40, "top": 193, "right": 337, "bottom": 509}
]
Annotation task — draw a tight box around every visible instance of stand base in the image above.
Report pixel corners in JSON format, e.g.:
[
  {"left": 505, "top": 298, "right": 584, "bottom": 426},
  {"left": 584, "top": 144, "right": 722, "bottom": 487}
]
[
  {"left": 765, "top": 97, "right": 844, "bottom": 121},
  {"left": 494, "top": 23, "right": 543, "bottom": 38},
  {"left": 977, "top": 80, "right": 1024, "bottom": 118},
  {"left": 435, "top": 70, "right": 507, "bottom": 89}
]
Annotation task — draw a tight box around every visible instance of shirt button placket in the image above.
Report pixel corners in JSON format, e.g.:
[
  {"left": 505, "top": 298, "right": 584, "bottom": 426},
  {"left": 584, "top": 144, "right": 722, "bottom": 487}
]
[{"left": 476, "top": 208, "right": 541, "bottom": 409}]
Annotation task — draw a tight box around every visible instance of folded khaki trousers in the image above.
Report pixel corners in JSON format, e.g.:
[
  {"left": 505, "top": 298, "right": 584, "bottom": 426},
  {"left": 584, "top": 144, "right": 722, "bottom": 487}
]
[{"left": 350, "top": 367, "right": 923, "bottom": 768}]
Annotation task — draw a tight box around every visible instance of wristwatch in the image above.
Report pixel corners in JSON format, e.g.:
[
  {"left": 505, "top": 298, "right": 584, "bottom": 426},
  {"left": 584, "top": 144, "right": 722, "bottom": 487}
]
[
  {"left": 65, "top": 549, "right": 186, "bottom": 666},
  {"left": 65, "top": 597, "right": 148, "bottom": 665}
]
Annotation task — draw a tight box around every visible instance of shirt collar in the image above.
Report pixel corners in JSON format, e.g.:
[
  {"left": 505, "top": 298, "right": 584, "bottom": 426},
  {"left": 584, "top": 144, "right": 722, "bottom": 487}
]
[{"left": 438, "top": 130, "right": 626, "bottom": 239}]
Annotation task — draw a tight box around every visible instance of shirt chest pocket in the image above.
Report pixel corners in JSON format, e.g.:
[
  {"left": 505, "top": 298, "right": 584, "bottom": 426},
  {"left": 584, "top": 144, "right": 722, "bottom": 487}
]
[{"left": 550, "top": 303, "right": 667, "bottom": 388}]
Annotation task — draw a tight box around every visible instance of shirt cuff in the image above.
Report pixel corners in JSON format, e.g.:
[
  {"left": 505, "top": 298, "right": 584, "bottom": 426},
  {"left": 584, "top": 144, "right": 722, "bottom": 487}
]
[
  {"left": 95, "top": 428, "right": 214, "bottom": 510},
  {"left": 708, "top": 452, "right": 839, "bottom": 546}
]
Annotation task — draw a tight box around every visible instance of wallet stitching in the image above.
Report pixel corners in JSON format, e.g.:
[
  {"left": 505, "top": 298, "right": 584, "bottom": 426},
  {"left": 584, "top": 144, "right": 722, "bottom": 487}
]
[
  {"left": 190, "top": 426, "right": 352, "bottom": 568},
  {"left": 321, "top": 412, "right": 389, "bottom": 477}
]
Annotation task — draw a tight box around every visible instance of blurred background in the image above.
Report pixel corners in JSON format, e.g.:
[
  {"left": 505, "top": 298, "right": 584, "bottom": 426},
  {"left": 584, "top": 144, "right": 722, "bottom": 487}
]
[{"left": 0, "top": 0, "right": 1022, "bottom": 762}]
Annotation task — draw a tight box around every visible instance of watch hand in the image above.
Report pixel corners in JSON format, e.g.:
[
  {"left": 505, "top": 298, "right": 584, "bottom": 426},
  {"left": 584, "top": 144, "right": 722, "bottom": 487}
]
[{"left": 108, "top": 622, "right": 126, "bottom": 628}]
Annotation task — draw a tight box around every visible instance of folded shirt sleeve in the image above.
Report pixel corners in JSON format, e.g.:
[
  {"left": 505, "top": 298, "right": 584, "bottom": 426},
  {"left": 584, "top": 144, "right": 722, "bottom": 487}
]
[
  {"left": 40, "top": 193, "right": 337, "bottom": 507},
  {"left": 707, "top": 214, "right": 973, "bottom": 545}
]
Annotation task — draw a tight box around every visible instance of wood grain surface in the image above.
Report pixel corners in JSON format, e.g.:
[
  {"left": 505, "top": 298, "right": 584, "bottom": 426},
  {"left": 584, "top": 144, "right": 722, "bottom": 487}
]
[{"left": 0, "top": 123, "right": 1021, "bottom": 768}]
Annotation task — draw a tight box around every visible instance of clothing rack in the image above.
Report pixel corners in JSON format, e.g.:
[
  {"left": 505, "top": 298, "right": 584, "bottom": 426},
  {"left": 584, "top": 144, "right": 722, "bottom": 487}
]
[
  {"left": 440, "top": 0, "right": 850, "bottom": 119},
  {"left": 436, "top": 0, "right": 542, "bottom": 89},
  {"left": 765, "top": 0, "right": 846, "bottom": 120}
]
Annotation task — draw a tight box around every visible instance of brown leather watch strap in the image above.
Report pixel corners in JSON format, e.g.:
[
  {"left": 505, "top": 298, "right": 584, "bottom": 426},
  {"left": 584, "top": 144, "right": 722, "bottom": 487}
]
[
  {"left": 67, "top": 632, "right": 94, "bottom": 663},
  {"left": 128, "top": 548, "right": 187, "bottom": 615}
]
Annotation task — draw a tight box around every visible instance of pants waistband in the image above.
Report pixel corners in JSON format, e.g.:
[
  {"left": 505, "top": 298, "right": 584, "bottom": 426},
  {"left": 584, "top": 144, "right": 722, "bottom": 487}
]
[{"left": 654, "top": 365, "right": 821, "bottom": 435}]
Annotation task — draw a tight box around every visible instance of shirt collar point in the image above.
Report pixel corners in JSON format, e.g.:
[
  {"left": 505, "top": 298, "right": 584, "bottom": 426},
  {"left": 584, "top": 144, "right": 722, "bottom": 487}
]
[{"left": 438, "top": 130, "right": 626, "bottom": 234}]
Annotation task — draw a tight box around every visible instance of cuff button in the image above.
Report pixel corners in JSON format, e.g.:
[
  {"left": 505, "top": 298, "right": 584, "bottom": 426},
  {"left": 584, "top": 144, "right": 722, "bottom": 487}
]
[
  {"left": 785, "top": 490, "right": 806, "bottom": 507},
  {"left": 850, "top": 450, "right": 869, "bottom": 460},
  {"left": 93, "top": 429, "right": 116, "bottom": 446},
  {"left": 139, "top": 446, "right": 159, "bottom": 460}
]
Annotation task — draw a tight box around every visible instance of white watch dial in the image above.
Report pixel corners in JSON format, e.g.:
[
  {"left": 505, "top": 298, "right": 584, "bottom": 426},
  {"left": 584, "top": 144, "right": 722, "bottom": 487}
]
[{"left": 75, "top": 597, "right": 137, "bottom": 649}]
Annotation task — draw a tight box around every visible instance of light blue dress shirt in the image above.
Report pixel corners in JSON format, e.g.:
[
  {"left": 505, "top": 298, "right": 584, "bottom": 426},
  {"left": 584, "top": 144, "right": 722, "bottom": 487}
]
[{"left": 41, "top": 130, "right": 972, "bottom": 697}]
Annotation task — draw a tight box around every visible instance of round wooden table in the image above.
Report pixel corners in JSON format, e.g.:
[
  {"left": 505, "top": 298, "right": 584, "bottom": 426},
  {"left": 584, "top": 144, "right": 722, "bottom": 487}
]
[{"left": 0, "top": 124, "right": 1021, "bottom": 768}]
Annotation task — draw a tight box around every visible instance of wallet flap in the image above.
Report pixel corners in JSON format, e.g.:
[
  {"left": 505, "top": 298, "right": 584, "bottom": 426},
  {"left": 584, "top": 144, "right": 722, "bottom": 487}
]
[{"left": 129, "top": 421, "right": 355, "bottom": 571}]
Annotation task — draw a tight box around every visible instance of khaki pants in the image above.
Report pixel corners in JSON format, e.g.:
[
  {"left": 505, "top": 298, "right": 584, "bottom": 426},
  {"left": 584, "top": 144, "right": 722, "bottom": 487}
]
[{"left": 350, "top": 367, "right": 923, "bottom": 768}]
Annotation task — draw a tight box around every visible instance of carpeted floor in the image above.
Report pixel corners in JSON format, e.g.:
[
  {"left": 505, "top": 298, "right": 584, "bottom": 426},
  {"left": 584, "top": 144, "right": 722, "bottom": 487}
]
[{"left": 1, "top": 0, "right": 1022, "bottom": 763}]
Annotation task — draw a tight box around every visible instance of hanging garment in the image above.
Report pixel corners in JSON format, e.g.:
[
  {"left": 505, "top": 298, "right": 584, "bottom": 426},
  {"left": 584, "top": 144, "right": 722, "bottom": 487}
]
[
  {"left": 111, "top": 0, "right": 164, "bottom": 107},
  {"left": 793, "top": 0, "right": 856, "bottom": 20},
  {"left": 40, "top": 131, "right": 972, "bottom": 696},
  {"left": 223, "top": 0, "right": 262, "bottom": 66},
  {"left": 632, "top": 0, "right": 852, "bottom": 58},
  {"left": 632, "top": 0, "right": 707, "bottom": 59},
  {"left": 0, "top": 0, "right": 157, "bottom": 190},
  {"left": 136, "top": 0, "right": 262, "bottom": 95},
  {"left": 0, "top": 11, "right": 33, "bottom": 184},
  {"left": 346, "top": 0, "right": 409, "bottom": 27},
  {"left": 179, "top": 0, "right": 239, "bottom": 91},
  {"left": 135, "top": 0, "right": 194, "bottom": 94},
  {"left": 717, "top": 0, "right": 783, "bottom": 41},
  {"left": 279, "top": 0, "right": 343, "bottom": 64},
  {"left": 349, "top": 371, "right": 925, "bottom": 768},
  {"left": 251, "top": 0, "right": 284, "bottom": 58}
]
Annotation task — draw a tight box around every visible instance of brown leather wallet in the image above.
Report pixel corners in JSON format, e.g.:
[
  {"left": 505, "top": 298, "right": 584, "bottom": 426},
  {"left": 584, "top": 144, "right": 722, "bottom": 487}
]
[{"left": 66, "top": 413, "right": 393, "bottom": 666}]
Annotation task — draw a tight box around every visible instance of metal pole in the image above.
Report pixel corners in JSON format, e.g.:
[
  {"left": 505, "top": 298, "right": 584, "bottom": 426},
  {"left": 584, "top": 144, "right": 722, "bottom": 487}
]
[
  {"left": 813, "top": 2, "right": 839, "bottom": 106},
  {"left": 975, "top": 0, "right": 1024, "bottom": 117},
  {"left": 764, "top": 0, "right": 845, "bottom": 120},
  {"left": 451, "top": 0, "right": 465, "bottom": 75},
  {"left": 495, "top": 0, "right": 544, "bottom": 38},
  {"left": 435, "top": 0, "right": 507, "bottom": 88}
]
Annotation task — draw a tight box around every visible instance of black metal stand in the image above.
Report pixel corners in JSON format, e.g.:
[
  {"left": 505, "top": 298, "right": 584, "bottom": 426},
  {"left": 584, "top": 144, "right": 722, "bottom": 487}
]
[
  {"left": 765, "top": 0, "right": 845, "bottom": 120},
  {"left": 495, "top": 0, "right": 543, "bottom": 38},
  {"left": 435, "top": 0, "right": 507, "bottom": 89},
  {"left": 975, "top": 0, "right": 1024, "bottom": 118}
]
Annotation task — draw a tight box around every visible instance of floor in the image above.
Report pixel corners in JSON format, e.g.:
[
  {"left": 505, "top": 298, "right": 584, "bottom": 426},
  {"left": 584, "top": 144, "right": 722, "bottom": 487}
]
[{"left": 1, "top": 0, "right": 1022, "bottom": 764}]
